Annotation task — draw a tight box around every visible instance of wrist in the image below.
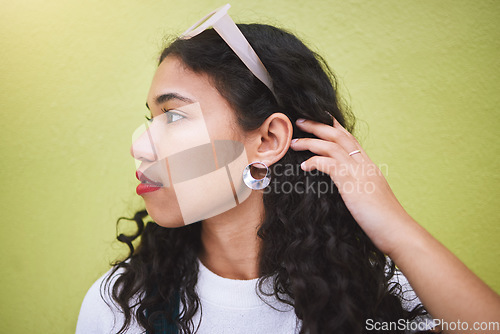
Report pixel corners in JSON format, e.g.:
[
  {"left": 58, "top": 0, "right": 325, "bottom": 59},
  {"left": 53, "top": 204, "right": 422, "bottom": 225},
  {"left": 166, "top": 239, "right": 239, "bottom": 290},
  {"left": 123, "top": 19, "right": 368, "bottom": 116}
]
[{"left": 385, "top": 216, "right": 430, "bottom": 264}]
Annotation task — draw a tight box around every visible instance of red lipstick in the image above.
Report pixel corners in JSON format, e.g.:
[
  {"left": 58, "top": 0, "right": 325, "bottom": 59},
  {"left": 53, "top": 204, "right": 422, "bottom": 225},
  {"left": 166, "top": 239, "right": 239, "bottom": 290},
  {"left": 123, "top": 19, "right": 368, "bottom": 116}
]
[{"left": 136, "top": 171, "right": 163, "bottom": 195}]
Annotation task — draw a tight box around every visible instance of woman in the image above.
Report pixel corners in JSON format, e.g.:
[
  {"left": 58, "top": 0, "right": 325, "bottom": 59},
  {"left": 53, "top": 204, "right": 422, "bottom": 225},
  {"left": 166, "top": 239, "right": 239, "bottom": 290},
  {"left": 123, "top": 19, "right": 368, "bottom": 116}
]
[{"left": 76, "top": 5, "right": 500, "bottom": 334}]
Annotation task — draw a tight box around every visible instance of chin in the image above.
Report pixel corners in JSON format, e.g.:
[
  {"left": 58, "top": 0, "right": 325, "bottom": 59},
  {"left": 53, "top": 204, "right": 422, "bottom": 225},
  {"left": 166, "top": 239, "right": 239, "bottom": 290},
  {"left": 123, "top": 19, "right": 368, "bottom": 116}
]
[
  {"left": 145, "top": 204, "right": 186, "bottom": 228},
  {"left": 142, "top": 189, "right": 186, "bottom": 228}
]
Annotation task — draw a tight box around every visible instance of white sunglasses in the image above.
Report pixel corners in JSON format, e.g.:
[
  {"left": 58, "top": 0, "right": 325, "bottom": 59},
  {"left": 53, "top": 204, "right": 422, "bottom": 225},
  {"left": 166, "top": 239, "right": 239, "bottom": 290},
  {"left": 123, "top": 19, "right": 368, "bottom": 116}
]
[{"left": 180, "top": 4, "right": 276, "bottom": 98}]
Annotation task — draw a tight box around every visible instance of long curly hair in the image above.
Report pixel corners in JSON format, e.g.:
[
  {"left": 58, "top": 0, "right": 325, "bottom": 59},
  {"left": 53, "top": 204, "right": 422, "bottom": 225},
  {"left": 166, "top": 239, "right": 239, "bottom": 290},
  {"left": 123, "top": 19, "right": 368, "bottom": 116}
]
[{"left": 106, "top": 24, "right": 428, "bottom": 334}]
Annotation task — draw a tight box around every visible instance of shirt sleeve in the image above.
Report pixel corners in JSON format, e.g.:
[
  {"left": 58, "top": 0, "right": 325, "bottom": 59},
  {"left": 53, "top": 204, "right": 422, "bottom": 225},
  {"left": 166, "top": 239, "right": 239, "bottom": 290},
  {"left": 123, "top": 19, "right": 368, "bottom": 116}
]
[
  {"left": 390, "top": 270, "right": 436, "bottom": 334},
  {"left": 75, "top": 271, "right": 118, "bottom": 334},
  {"left": 75, "top": 268, "right": 144, "bottom": 334}
]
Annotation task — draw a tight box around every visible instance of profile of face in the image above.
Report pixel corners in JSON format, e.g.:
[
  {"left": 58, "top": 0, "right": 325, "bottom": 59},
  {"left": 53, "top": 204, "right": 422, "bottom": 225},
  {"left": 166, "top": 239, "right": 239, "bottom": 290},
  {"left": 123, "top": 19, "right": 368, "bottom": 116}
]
[{"left": 130, "top": 56, "right": 252, "bottom": 227}]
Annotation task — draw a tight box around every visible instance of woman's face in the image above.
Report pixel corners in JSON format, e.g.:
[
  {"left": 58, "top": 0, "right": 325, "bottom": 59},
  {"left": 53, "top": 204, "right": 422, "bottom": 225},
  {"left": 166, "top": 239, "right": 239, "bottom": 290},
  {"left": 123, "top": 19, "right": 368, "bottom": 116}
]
[{"left": 131, "top": 55, "right": 252, "bottom": 227}]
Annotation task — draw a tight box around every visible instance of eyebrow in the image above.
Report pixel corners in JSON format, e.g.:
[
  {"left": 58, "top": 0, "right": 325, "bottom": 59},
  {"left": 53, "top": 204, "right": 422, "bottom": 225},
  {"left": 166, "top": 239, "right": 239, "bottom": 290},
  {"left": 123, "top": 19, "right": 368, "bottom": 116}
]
[{"left": 145, "top": 92, "right": 195, "bottom": 110}]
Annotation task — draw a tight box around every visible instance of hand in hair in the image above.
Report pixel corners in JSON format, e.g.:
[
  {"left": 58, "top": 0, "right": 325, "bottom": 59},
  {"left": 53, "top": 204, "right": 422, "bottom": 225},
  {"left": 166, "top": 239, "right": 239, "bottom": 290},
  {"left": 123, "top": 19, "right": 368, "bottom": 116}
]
[
  {"left": 290, "top": 117, "right": 500, "bottom": 334},
  {"left": 290, "top": 117, "right": 409, "bottom": 256}
]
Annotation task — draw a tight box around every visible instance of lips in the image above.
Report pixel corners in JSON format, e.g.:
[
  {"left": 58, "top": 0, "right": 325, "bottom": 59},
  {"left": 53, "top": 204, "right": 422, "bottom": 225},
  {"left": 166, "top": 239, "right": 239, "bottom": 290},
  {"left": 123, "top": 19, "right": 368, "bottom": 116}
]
[
  {"left": 136, "top": 171, "right": 163, "bottom": 185},
  {"left": 136, "top": 171, "right": 163, "bottom": 195}
]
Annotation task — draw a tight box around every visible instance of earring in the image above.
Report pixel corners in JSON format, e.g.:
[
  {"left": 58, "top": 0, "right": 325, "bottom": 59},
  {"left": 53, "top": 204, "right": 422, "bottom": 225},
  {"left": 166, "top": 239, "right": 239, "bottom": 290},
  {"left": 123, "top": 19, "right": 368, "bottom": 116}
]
[{"left": 242, "top": 162, "right": 271, "bottom": 190}]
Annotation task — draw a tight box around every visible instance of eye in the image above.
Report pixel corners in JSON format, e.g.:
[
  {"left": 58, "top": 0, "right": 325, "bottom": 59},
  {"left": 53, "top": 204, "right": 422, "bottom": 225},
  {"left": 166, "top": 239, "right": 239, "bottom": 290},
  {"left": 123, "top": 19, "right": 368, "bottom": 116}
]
[
  {"left": 145, "top": 114, "right": 153, "bottom": 123},
  {"left": 161, "top": 108, "right": 185, "bottom": 124}
]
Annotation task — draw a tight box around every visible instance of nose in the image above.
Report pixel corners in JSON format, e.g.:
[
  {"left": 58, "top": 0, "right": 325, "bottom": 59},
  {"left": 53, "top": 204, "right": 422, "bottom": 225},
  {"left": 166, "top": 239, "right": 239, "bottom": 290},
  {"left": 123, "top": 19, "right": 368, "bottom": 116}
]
[{"left": 130, "top": 125, "right": 158, "bottom": 162}]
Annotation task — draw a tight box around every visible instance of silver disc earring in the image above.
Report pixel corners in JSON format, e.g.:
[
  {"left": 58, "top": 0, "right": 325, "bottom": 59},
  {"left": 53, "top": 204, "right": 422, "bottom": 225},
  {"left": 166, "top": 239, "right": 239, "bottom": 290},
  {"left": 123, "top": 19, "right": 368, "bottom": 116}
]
[{"left": 242, "top": 162, "right": 271, "bottom": 190}]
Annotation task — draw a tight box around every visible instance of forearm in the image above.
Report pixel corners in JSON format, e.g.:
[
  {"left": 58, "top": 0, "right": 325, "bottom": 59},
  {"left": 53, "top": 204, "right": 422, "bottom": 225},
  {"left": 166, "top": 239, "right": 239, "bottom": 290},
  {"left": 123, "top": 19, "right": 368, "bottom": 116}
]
[
  {"left": 389, "top": 217, "right": 500, "bottom": 333},
  {"left": 289, "top": 118, "right": 500, "bottom": 332}
]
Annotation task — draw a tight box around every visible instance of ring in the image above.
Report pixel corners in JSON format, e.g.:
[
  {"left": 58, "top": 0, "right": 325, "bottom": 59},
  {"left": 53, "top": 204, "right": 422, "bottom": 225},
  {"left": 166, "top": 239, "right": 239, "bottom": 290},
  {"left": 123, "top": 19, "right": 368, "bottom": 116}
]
[{"left": 348, "top": 150, "right": 361, "bottom": 156}]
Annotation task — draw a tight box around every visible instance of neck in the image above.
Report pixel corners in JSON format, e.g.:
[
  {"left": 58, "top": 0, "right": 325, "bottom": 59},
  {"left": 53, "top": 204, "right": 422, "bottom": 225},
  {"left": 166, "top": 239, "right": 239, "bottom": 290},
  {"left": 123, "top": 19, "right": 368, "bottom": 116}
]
[{"left": 199, "top": 191, "right": 264, "bottom": 280}]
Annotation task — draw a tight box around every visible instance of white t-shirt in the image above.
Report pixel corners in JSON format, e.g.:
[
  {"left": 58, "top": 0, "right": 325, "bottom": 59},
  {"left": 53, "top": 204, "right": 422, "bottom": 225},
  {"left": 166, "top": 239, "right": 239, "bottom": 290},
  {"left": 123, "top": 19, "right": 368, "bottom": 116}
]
[{"left": 76, "top": 259, "right": 432, "bottom": 333}]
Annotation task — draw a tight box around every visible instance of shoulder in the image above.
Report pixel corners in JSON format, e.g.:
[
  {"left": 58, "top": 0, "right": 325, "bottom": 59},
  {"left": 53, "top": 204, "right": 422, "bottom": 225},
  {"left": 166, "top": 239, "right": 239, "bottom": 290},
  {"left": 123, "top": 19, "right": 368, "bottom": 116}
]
[{"left": 75, "top": 266, "right": 143, "bottom": 334}]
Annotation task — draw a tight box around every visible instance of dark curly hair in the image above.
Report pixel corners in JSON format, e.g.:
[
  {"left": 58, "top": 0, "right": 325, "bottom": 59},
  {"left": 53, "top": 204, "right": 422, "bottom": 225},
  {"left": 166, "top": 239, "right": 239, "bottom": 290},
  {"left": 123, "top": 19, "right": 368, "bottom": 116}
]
[{"left": 105, "top": 24, "right": 429, "bottom": 334}]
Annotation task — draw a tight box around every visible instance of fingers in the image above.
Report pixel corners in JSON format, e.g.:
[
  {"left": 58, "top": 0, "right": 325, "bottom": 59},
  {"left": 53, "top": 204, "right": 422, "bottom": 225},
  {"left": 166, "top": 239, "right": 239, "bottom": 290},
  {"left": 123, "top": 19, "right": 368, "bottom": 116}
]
[
  {"left": 300, "top": 156, "right": 354, "bottom": 186},
  {"left": 300, "top": 155, "right": 337, "bottom": 175},
  {"left": 332, "top": 117, "right": 355, "bottom": 139},
  {"left": 290, "top": 138, "right": 350, "bottom": 164},
  {"left": 293, "top": 118, "right": 366, "bottom": 162},
  {"left": 296, "top": 118, "right": 355, "bottom": 147}
]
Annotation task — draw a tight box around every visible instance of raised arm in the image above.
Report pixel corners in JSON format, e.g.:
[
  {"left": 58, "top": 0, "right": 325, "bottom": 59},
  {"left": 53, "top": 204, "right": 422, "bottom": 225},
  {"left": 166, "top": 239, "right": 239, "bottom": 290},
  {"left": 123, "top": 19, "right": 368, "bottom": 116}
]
[{"left": 290, "top": 118, "right": 500, "bottom": 333}]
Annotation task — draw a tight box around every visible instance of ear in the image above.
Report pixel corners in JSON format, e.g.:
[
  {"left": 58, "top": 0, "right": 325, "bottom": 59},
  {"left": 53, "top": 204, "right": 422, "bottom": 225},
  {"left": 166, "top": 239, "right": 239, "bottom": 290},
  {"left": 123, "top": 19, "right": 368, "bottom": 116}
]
[{"left": 246, "top": 113, "right": 293, "bottom": 166}]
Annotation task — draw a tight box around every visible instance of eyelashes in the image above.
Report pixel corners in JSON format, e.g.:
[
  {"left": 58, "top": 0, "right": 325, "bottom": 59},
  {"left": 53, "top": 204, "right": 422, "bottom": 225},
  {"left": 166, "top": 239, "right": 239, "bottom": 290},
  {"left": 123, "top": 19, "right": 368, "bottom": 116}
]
[
  {"left": 162, "top": 108, "right": 185, "bottom": 123},
  {"left": 145, "top": 109, "right": 185, "bottom": 124}
]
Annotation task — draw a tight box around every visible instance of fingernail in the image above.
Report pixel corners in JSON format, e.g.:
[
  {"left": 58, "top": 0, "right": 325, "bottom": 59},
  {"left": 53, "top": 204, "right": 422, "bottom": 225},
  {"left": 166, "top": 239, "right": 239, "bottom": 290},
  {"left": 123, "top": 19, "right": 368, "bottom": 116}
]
[
  {"left": 300, "top": 161, "right": 306, "bottom": 170},
  {"left": 296, "top": 118, "right": 306, "bottom": 124},
  {"left": 291, "top": 138, "right": 298, "bottom": 144}
]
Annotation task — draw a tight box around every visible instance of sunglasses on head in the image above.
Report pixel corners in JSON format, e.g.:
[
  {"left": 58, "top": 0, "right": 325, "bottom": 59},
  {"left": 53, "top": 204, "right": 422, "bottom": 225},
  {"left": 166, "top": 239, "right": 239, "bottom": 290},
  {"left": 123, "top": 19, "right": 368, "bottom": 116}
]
[{"left": 181, "top": 4, "right": 276, "bottom": 98}]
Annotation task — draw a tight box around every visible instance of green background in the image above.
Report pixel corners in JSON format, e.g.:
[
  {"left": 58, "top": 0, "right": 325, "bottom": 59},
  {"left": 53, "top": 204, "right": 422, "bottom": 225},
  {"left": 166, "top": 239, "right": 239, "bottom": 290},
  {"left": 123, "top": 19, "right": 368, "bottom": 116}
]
[{"left": 1, "top": 0, "right": 498, "bottom": 332}]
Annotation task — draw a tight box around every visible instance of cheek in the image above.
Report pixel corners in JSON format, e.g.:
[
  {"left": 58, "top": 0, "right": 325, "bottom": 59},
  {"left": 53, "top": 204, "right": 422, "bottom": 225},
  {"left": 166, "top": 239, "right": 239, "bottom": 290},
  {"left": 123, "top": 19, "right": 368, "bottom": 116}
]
[
  {"left": 142, "top": 187, "right": 185, "bottom": 228},
  {"left": 151, "top": 118, "right": 212, "bottom": 160},
  {"left": 141, "top": 107, "right": 251, "bottom": 226},
  {"left": 203, "top": 109, "right": 242, "bottom": 142},
  {"left": 143, "top": 140, "right": 252, "bottom": 226}
]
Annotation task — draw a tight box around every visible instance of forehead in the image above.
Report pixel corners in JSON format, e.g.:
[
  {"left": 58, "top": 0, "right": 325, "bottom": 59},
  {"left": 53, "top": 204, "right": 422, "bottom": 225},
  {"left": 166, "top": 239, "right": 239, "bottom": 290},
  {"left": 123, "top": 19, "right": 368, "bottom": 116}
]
[
  {"left": 147, "top": 55, "right": 242, "bottom": 140},
  {"left": 147, "top": 56, "right": 223, "bottom": 109}
]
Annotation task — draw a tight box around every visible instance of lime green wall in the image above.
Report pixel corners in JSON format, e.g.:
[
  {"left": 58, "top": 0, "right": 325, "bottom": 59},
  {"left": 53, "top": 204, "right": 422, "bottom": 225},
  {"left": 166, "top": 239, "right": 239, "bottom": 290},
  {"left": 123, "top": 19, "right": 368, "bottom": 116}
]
[{"left": 1, "top": 0, "right": 498, "bottom": 332}]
